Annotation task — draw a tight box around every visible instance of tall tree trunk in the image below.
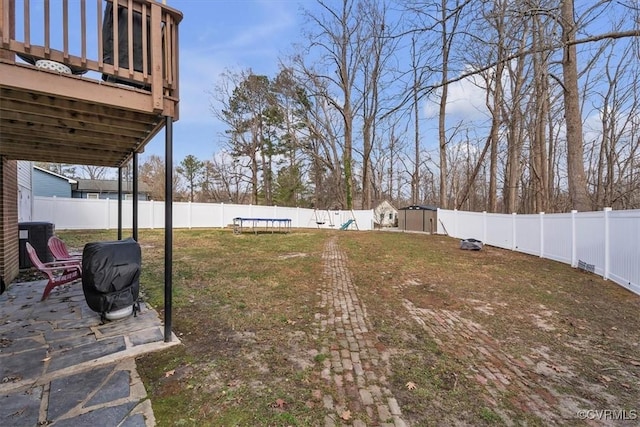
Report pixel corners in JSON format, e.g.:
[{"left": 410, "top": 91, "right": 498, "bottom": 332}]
[
  {"left": 488, "top": 49, "right": 504, "bottom": 213},
  {"left": 561, "top": 0, "right": 590, "bottom": 211},
  {"left": 411, "top": 35, "right": 421, "bottom": 205},
  {"left": 438, "top": 1, "right": 450, "bottom": 209},
  {"left": 531, "top": 22, "right": 549, "bottom": 213}
]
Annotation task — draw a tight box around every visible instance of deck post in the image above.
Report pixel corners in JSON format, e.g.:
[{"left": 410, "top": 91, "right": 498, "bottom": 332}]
[
  {"left": 133, "top": 152, "right": 138, "bottom": 241},
  {"left": 117, "top": 167, "right": 123, "bottom": 240},
  {"left": 0, "top": 0, "right": 15, "bottom": 60},
  {"left": 164, "top": 116, "right": 173, "bottom": 342}
]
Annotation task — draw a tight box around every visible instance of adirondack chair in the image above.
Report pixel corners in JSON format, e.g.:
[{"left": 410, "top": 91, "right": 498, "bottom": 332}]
[
  {"left": 48, "top": 236, "right": 82, "bottom": 264},
  {"left": 25, "top": 242, "right": 82, "bottom": 300}
]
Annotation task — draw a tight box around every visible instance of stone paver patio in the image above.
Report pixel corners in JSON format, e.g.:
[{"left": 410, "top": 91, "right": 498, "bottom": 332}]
[{"left": 0, "top": 279, "right": 178, "bottom": 426}]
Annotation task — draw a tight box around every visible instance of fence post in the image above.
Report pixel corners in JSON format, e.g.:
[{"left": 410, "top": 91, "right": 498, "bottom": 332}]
[
  {"left": 571, "top": 210, "right": 577, "bottom": 267},
  {"left": 512, "top": 212, "right": 517, "bottom": 251},
  {"left": 453, "top": 209, "right": 458, "bottom": 238},
  {"left": 150, "top": 200, "right": 154, "bottom": 230},
  {"left": 106, "top": 198, "right": 110, "bottom": 230},
  {"left": 482, "top": 211, "right": 487, "bottom": 243},
  {"left": 604, "top": 207, "right": 612, "bottom": 280},
  {"left": 296, "top": 207, "right": 300, "bottom": 228},
  {"left": 188, "top": 201, "right": 192, "bottom": 229},
  {"left": 220, "top": 203, "right": 225, "bottom": 228},
  {"left": 539, "top": 212, "right": 545, "bottom": 258}
]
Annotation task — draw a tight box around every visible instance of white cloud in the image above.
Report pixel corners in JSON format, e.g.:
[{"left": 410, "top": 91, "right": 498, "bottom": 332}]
[
  {"left": 446, "top": 76, "right": 489, "bottom": 119},
  {"left": 423, "top": 71, "right": 489, "bottom": 121}
]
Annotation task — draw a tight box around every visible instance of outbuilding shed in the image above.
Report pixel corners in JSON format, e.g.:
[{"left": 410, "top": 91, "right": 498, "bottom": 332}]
[{"left": 398, "top": 205, "right": 438, "bottom": 233}]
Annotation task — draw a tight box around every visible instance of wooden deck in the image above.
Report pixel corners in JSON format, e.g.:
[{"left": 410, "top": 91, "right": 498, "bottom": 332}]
[{"left": 0, "top": 0, "right": 182, "bottom": 168}]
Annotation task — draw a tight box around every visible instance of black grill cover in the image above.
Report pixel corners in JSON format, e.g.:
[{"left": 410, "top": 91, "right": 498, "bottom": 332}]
[{"left": 82, "top": 238, "right": 141, "bottom": 315}]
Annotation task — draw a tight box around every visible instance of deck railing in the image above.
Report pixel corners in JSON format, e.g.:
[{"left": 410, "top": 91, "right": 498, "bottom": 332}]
[{"left": 0, "top": 0, "right": 181, "bottom": 114}]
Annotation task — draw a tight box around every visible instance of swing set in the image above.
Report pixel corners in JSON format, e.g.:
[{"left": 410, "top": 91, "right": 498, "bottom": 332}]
[{"left": 312, "top": 209, "right": 335, "bottom": 228}]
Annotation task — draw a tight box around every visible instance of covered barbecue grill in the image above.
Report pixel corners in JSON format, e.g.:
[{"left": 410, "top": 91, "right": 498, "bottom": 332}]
[{"left": 82, "top": 238, "right": 141, "bottom": 320}]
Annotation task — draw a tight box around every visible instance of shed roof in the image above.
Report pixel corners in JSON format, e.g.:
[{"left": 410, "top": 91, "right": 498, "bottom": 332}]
[{"left": 399, "top": 205, "right": 438, "bottom": 211}]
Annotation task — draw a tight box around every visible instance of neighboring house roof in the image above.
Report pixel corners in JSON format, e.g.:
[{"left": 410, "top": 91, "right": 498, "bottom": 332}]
[
  {"left": 33, "top": 166, "right": 78, "bottom": 184},
  {"left": 74, "top": 179, "right": 151, "bottom": 193}
]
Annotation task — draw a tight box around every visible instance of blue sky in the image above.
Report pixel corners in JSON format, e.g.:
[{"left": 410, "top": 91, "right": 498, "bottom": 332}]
[{"left": 142, "top": 0, "right": 309, "bottom": 163}]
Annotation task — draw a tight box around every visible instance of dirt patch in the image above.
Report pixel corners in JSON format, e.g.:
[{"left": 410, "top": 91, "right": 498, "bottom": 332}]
[{"left": 278, "top": 252, "right": 308, "bottom": 260}]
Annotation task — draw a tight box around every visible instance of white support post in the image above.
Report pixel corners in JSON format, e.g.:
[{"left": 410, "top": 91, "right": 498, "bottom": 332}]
[
  {"left": 604, "top": 207, "right": 612, "bottom": 280},
  {"left": 453, "top": 209, "right": 458, "bottom": 238},
  {"left": 220, "top": 202, "right": 225, "bottom": 229},
  {"left": 150, "top": 200, "right": 155, "bottom": 230},
  {"left": 482, "top": 211, "right": 487, "bottom": 244},
  {"left": 539, "top": 212, "right": 545, "bottom": 258},
  {"left": 188, "top": 201, "right": 192, "bottom": 229},
  {"left": 512, "top": 212, "right": 517, "bottom": 251},
  {"left": 571, "top": 210, "right": 577, "bottom": 267},
  {"left": 106, "top": 198, "right": 111, "bottom": 230}
]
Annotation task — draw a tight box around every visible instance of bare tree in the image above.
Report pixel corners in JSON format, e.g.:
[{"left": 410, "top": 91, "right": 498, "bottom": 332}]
[
  {"left": 300, "top": 0, "right": 363, "bottom": 209},
  {"left": 356, "top": 0, "right": 399, "bottom": 209},
  {"left": 560, "top": 0, "right": 590, "bottom": 211},
  {"left": 139, "top": 155, "right": 181, "bottom": 201},
  {"left": 298, "top": 74, "right": 347, "bottom": 208},
  {"left": 78, "top": 165, "right": 109, "bottom": 180}
]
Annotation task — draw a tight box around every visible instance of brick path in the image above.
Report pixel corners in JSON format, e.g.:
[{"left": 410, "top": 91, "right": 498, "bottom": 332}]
[
  {"left": 396, "top": 280, "right": 583, "bottom": 426},
  {"left": 315, "top": 237, "right": 407, "bottom": 427}
]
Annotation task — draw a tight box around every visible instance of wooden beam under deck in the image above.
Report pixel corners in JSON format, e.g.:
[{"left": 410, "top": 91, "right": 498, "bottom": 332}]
[
  {"left": 0, "top": 62, "right": 157, "bottom": 113},
  {"left": 0, "top": 62, "right": 175, "bottom": 168}
]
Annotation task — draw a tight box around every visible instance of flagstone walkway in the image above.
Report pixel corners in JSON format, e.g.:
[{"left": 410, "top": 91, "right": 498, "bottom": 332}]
[{"left": 0, "top": 280, "right": 178, "bottom": 426}]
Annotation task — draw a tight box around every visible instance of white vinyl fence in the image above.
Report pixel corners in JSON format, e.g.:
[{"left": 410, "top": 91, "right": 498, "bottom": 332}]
[
  {"left": 437, "top": 208, "right": 640, "bottom": 297},
  {"left": 33, "top": 196, "right": 374, "bottom": 231}
]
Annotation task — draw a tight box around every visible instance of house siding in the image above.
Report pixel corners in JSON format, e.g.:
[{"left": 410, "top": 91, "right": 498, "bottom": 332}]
[
  {"left": 374, "top": 201, "right": 398, "bottom": 227},
  {"left": 17, "top": 161, "right": 31, "bottom": 188},
  {"left": 17, "top": 161, "right": 32, "bottom": 222},
  {"left": 1, "top": 157, "right": 19, "bottom": 284},
  {"left": 72, "top": 190, "right": 149, "bottom": 201},
  {"left": 33, "top": 168, "right": 72, "bottom": 198}
]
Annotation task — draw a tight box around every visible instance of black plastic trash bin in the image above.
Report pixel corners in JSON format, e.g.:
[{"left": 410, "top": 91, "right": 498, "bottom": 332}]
[
  {"left": 101, "top": 2, "right": 151, "bottom": 89},
  {"left": 19, "top": 222, "right": 55, "bottom": 268}
]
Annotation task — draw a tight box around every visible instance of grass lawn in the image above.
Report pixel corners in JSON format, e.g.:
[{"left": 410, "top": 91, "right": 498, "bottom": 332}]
[{"left": 58, "top": 229, "right": 640, "bottom": 426}]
